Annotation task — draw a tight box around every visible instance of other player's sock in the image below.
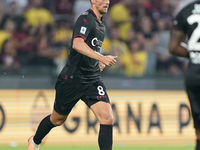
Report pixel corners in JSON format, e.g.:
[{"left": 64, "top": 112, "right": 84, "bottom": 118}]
[
  {"left": 98, "top": 124, "right": 113, "bottom": 150},
  {"left": 196, "top": 140, "right": 200, "bottom": 150},
  {"left": 33, "top": 115, "right": 55, "bottom": 145}
]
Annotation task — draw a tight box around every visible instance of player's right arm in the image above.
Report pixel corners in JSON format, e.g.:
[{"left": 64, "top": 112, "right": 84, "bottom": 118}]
[
  {"left": 72, "top": 12, "right": 117, "bottom": 66},
  {"left": 168, "top": 29, "right": 189, "bottom": 58},
  {"left": 168, "top": 10, "right": 189, "bottom": 58},
  {"left": 73, "top": 37, "right": 117, "bottom": 67}
]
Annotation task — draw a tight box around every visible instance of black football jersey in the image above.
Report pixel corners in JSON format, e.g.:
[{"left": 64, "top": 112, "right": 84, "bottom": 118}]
[
  {"left": 59, "top": 9, "right": 106, "bottom": 83},
  {"left": 173, "top": 1, "right": 200, "bottom": 76}
]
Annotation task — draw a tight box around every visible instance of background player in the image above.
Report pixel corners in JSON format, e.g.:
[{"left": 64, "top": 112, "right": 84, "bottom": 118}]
[
  {"left": 28, "top": 0, "right": 117, "bottom": 150},
  {"left": 168, "top": 1, "right": 200, "bottom": 149}
]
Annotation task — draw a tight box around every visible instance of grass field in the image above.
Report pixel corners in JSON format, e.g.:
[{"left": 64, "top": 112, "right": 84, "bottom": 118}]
[{"left": 0, "top": 145, "right": 195, "bottom": 150}]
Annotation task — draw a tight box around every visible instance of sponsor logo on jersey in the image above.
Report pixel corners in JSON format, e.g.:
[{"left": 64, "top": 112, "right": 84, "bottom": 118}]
[
  {"left": 80, "top": 26, "right": 87, "bottom": 34},
  {"left": 91, "top": 37, "right": 103, "bottom": 48},
  {"left": 192, "top": 4, "right": 200, "bottom": 14}
]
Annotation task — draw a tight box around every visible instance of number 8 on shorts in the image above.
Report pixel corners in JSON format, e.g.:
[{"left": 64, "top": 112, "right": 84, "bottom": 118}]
[{"left": 97, "top": 86, "right": 105, "bottom": 96}]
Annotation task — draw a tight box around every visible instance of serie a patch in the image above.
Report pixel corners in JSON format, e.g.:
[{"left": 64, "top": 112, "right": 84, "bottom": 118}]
[{"left": 80, "top": 26, "right": 87, "bottom": 34}]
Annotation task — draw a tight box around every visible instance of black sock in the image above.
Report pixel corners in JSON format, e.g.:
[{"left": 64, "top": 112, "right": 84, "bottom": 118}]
[
  {"left": 196, "top": 140, "right": 200, "bottom": 150},
  {"left": 33, "top": 115, "right": 55, "bottom": 145},
  {"left": 98, "top": 124, "right": 113, "bottom": 150}
]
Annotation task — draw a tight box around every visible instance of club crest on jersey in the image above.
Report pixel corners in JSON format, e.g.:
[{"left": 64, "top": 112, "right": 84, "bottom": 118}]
[
  {"left": 80, "top": 26, "right": 87, "bottom": 34},
  {"left": 192, "top": 4, "right": 200, "bottom": 14}
]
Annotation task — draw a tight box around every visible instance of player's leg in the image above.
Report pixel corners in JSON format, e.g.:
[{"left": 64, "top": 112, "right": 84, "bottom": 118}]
[
  {"left": 90, "top": 101, "right": 114, "bottom": 124},
  {"left": 28, "top": 80, "right": 82, "bottom": 150},
  {"left": 33, "top": 109, "right": 68, "bottom": 144},
  {"left": 195, "top": 127, "right": 200, "bottom": 150},
  {"left": 28, "top": 109, "right": 68, "bottom": 150},
  {"left": 28, "top": 111, "right": 67, "bottom": 150},
  {"left": 90, "top": 101, "right": 114, "bottom": 150},
  {"left": 186, "top": 86, "right": 200, "bottom": 150},
  {"left": 82, "top": 81, "right": 114, "bottom": 150}
]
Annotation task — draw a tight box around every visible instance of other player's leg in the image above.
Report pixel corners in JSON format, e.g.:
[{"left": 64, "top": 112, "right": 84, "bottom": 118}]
[
  {"left": 186, "top": 86, "right": 200, "bottom": 150},
  {"left": 196, "top": 128, "right": 200, "bottom": 150}
]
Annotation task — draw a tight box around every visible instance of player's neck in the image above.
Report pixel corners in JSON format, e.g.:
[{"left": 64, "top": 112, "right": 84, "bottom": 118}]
[{"left": 90, "top": 7, "right": 103, "bottom": 23}]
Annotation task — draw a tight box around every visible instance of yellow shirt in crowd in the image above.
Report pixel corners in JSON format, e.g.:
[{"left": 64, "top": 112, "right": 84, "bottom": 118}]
[
  {"left": 54, "top": 28, "right": 73, "bottom": 59},
  {"left": 0, "top": 30, "right": 11, "bottom": 53},
  {"left": 125, "top": 51, "right": 148, "bottom": 77},
  {"left": 24, "top": 8, "right": 53, "bottom": 27},
  {"left": 102, "top": 39, "right": 148, "bottom": 77},
  {"left": 109, "top": 4, "right": 132, "bottom": 41}
]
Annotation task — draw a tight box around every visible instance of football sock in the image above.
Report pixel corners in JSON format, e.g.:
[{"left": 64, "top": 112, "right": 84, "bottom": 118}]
[
  {"left": 98, "top": 124, "right": 113, "bottom": 150},
  {"left": 196, "top": 140, "right": 200, "bottom": 150},
  {"left": 33, "top": 115, "right": 55, "bottom": 145}
]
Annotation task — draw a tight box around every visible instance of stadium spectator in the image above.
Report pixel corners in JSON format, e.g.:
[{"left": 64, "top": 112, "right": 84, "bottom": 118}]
[
  {"left": 157, "top": 0, "right": 174, "bottom": 29},
  {"left": 6, "top": 0, "right": 28, "bottom": 15},
  {"left": 109, "top": 0, "right": 133, "bottom": 41},
  {"left": 109, "top": 0, "right": 120, "bottom": 7},
  {"left": 155, "top": 18, "right": 173, "bottom": 74},
  {"left": 52, "top": 0, "right": 74, "bottom": 15},
  {"left": 125, "top": 40, "right": 148, "bottom": 77},
  {"left": 13, "top": 19, "right": 35, "bottom": 65},
  {"left": 29, "top": 25, "right": 60, "bottom": 67},
  {"left": 3, "top": 1, "right": 25, "bottom": 33},
  {"left": 156, "top": 17, "right": 185, "bottom": 75},
  {"left": 126, "top": 28, "right": 136, "bottom": 47},
  {"left": 0, "top": 19, "right": 19, "bottom": 69},
  {"left": 52, "top": 21, "right": 72, "bottom": 74},
  {"left": 0, "top": 2, "right": 8, "bottom": 29},
  {"left": 137, "top": 16, "right": 156, "bottom": 40},
  {"left": 135, "top": 15, "right": 158, "bottom": 75},
  {"left": 107, "top": 27, "right": 132, "bottom": 76},
  {"left": 24, "top": 0, "right": 53, "bottom": 27}
]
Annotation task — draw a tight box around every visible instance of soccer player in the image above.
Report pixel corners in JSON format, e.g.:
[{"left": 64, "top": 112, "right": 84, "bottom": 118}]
[
  {"left": 28, "top": 0, "right": 117, "bottom": 150},
  {"left": 168, "top": 1, "right": 200, "bottom": 149}
]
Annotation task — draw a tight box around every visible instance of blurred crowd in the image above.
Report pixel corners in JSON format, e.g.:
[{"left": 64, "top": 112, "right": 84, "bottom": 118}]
[{"left": 0, "top": 0, "right": 189, "bottom": 77}]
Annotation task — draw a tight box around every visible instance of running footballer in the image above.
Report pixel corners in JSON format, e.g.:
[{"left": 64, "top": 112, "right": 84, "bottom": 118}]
[
  {"left": 28, "top": 0, "right": 117, "bottom": 150},
  {"left": 168, "top": 1, "right": 200, "bottom": 150}
]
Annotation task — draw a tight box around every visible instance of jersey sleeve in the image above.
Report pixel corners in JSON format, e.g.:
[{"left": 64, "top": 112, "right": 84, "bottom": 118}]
[
  {"left": 73, "top": 14, "right": 93, "bottom": 41},
  {"left": 173, "top": 11, "right": 187, "bottom": 33}
]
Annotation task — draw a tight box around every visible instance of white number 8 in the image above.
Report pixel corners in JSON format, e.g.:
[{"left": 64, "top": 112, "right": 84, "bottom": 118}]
[{"left": 97, "top": 86, "right": 105, "bottom": 95}]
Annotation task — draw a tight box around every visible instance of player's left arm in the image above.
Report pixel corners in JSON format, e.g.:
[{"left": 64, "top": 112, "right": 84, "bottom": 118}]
[
  {"left": 99, "top": 61, "right": 106, "bottom": 72},
  {"left": 168, "top": 29, "right": 189, "bottom": 58}
]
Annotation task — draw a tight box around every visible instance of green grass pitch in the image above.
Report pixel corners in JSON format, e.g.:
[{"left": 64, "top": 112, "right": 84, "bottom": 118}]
[{"left": 0, "top": 145, "right": 195, "bottom": 150}]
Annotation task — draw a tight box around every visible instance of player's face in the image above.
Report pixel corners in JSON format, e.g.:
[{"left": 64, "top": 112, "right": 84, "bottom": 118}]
[{"left": 95, "top": 0, "right": 110, "bottom": 14}]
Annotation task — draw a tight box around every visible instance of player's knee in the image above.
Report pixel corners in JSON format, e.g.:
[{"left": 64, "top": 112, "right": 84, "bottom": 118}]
[
  {"left": 101, "top": 115, "right": 114, "bottom": 125},
  {"left": 52, "top": 118, "right": 66, "bottom": 126}
]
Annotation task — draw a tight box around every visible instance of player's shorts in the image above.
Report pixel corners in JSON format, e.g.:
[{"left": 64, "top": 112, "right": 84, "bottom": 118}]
[
  {"left": 185, "top": 74, "right": 200, "bottom": 128},
  {"left": 54, "top": 79, "right": 110, "bottom": 115}
]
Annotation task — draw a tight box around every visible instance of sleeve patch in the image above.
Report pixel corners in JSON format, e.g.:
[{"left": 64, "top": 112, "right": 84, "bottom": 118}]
[{"left": 80, "top": 26, "right": 87, "bottom": 34}]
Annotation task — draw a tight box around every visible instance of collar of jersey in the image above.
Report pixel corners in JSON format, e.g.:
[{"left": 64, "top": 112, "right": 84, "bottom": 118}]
[{"left": 88, "top": 9, "right": 104, "bottom": 23}]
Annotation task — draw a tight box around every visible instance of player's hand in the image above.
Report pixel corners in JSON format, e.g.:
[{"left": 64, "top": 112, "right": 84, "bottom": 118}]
[
  {"left": 99, "top": 61, "right": 106, "bottom": 72},
  {"left": 101, "top": 55, "right": 117, "bottom": 67}
]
